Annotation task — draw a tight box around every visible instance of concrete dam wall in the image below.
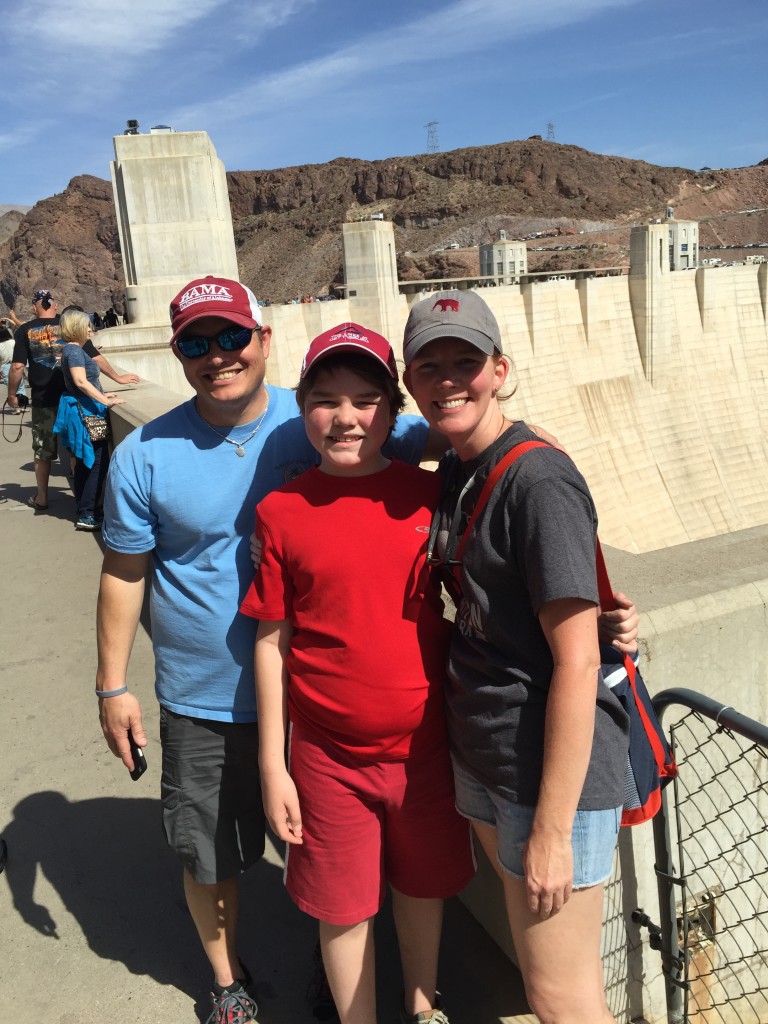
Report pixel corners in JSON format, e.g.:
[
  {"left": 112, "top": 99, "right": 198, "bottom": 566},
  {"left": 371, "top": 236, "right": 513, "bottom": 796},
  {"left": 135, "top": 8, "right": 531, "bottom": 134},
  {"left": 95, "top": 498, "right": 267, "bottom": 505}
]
[
  {"left": 480, "top": 261, "right": 768, "bottom": 554},
  {"left": 101, "top": 261, "right": 768, "bottom": 555}
]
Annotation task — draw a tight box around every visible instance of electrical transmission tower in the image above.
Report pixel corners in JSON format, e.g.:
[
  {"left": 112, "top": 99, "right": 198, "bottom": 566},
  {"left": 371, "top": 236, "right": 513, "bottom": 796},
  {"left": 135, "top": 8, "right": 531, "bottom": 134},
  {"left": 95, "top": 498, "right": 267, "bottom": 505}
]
[
  {"left": 425, "top": 121, "right": 440, "bottom": 153},
  {"left": 546, "top": 120, "right": 556, "bottom": 141}
]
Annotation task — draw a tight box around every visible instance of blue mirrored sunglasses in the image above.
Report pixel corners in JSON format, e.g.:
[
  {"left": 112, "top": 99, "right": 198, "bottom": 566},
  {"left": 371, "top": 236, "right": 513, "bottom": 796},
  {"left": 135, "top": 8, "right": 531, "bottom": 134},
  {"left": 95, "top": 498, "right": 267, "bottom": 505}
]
[{"left": 175, "top": 325, "right": 257, "bottom": 359}]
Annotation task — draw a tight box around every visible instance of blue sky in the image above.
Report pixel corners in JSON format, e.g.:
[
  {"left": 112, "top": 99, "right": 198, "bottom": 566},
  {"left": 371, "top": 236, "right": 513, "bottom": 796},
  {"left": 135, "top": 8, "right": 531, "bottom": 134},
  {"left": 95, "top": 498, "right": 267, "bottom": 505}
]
[{"left": 1, "top": 0, "right": 766, "bottom": 206}]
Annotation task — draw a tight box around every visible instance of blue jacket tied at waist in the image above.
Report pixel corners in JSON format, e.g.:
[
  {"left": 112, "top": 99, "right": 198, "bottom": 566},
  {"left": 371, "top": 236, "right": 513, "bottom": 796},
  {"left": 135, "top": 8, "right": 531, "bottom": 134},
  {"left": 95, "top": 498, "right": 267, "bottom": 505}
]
[{"left": 54, "top": 394, "right": 107, "bottom": 469}]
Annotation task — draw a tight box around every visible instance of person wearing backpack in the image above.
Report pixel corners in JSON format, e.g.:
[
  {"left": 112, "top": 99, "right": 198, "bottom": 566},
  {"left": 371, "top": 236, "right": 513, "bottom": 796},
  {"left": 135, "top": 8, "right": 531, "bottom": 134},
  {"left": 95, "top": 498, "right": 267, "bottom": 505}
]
[{"left": 402, "top": 290, "right": 632, "bottom": 1024}]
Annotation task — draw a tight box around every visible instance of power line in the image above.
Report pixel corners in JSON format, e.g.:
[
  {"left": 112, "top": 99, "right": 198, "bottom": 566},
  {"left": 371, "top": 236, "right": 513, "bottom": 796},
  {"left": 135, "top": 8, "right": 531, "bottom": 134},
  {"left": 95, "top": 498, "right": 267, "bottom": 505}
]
[
  {"left": 425, "top": 121, "right": 440, "bottom": 153},
  {"left": 546, "top": 120, "right": 556, "bottom": 142}
]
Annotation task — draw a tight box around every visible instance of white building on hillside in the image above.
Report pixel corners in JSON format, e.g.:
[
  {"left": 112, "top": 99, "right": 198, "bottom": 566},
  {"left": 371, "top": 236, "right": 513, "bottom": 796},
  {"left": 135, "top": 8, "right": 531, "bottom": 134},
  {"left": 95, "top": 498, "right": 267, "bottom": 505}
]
[{"left": 479, "top": 229, "right": 528, "bottom": 283}]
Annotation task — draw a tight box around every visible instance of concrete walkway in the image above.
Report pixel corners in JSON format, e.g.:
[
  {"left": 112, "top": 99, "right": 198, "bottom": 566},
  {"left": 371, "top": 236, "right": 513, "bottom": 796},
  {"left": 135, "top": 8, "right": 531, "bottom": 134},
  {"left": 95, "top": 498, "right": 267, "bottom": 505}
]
[{"left": 0, "top": 416, "right": 532, "bottom": 1024}]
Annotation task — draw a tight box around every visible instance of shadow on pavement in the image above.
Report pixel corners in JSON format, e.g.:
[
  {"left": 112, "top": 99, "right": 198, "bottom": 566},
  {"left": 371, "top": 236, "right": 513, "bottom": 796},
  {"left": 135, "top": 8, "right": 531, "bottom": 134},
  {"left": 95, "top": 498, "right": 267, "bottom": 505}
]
[
  {"left": 0, "top": 791, "right": 311, "bottom": 1015},
  {"left": 1, "top": 795, "right": 529, "bottom": 1022}
]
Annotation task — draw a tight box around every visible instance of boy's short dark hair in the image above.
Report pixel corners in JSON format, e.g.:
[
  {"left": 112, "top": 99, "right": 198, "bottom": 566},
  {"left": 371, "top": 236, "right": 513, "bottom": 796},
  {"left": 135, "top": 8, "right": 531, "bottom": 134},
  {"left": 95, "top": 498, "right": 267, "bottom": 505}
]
[{"left": 296, "top": 351, "right": 406, "bottom": 418}]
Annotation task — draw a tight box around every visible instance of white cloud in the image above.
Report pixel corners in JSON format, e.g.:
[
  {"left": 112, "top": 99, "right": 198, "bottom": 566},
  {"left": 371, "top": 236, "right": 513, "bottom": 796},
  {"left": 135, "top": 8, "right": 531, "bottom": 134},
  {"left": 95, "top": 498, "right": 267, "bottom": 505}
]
[
  {"left": 8, "top": 0, "right": 317, "bottom": 98},
  {"left": 1, "top": 0, "right": 320, "bottom": 160},
  {"left": 10, "top": 0, "right": 223, "bottom": 51},
  {"left": 0, "top": 124, "right": 44, "bottom": 155},
  {"left": 562, "top": 91, "right": 628, "bottom": 113},
  {"left": 226, "top": 0, "right": 317, "bottom": 43},
  {"left": 171, "top": 0, "right": 640, "bottom": 128}
]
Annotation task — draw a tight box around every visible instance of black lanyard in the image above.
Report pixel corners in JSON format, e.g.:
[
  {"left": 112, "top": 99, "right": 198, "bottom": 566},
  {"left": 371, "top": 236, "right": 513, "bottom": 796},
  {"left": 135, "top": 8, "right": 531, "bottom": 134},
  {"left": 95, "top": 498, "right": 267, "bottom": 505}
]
[{"left": 426, "top": 465, "right": 479, "bottom": 568}]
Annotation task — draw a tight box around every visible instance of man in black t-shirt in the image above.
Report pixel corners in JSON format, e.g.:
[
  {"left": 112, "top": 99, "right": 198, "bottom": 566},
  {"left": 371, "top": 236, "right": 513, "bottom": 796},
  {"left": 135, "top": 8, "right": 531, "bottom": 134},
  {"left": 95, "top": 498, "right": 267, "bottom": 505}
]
[{"left": 7, "top": 290, "right": 140, "bottom": 511}]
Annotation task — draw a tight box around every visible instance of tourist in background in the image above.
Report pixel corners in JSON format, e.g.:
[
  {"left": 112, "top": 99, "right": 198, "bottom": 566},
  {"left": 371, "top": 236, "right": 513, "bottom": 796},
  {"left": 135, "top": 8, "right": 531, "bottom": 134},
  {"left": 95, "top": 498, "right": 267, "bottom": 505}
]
[
  {"left": 7, "top": 289, "right": 67, "bottom": 510},
  {"left": 0, "top": 316, "right": 27, "bottom": 410},
  {"left": 6, "top": 290, "right": 139, "bottom": 511},
  {"left": 59, "top": 303, "right": 139, "bottom": 386},
  {"left": 54, "top": 308, "right": 124, "bottom": 531}
]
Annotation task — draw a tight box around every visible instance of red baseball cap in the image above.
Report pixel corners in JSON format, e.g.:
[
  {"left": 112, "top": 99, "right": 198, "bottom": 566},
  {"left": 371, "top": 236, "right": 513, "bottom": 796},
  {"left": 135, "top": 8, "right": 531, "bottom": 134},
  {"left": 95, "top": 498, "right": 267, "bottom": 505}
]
[
  {"left": 300, "top": 323, "right": 398, "bottom": 379},
  {"left": 169, "top": 276, "right": 262, "bottom": 344}
]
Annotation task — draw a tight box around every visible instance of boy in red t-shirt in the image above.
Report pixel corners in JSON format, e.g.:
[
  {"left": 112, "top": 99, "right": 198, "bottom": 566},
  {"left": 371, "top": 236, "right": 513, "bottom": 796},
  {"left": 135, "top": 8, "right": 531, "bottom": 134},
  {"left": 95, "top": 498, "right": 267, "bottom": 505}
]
[{"left": 241, "top": 324, "right": 474, "bottom": 1024}]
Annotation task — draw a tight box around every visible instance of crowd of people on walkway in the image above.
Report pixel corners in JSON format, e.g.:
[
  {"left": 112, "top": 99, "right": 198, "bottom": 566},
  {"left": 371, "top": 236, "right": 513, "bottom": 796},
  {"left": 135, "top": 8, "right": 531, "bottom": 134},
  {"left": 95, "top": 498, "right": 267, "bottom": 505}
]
[
  {"left": 3, "top": 289, "right": 139, "bottom": 527},
  {"left": 56, "top": 274, "right": 640, "bottom": 1024},
  {"left": 90, "top": 307, "right": 122, "bottom": 330}
]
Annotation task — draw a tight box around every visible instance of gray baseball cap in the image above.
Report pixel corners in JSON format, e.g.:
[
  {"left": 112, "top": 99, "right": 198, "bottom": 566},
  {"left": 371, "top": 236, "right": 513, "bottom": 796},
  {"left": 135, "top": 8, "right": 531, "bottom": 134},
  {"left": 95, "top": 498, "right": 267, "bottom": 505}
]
[{"left": 403, "top": 289, "right": 502, "bottom": 364}]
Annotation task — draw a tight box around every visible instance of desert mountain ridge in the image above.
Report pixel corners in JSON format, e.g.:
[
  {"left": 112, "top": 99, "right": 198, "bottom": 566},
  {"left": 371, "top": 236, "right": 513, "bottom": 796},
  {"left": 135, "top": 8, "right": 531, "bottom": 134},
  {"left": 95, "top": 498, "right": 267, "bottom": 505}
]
[{"left": 1, "top": 138, "right": 767, "bottom": 315}]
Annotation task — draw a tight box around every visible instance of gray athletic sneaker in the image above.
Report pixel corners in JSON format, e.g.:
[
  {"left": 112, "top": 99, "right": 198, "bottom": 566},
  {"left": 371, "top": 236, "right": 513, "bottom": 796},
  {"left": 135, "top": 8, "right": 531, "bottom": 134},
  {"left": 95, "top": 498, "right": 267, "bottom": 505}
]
[{"left": 205, "top": 979, "right": 258, "bottom": 1024}]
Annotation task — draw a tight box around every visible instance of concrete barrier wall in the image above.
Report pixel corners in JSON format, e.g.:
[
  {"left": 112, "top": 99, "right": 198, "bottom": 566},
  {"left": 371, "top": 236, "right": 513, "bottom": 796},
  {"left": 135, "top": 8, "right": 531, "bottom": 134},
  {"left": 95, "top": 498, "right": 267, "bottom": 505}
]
[
  {"left": 100, "top": 263, "right": 768, "bottom": 555},
  {"left": 95, "top": 325, "right": 195, "bottom": 398}
]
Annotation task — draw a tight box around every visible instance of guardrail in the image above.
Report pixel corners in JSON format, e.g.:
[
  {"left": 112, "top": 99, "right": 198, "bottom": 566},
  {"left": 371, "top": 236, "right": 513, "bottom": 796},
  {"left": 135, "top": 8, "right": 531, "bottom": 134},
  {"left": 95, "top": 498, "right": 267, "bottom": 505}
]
[
  {"left": 645, "top": 689, "right": 768, "bottom": 1024},
  {"left": 395, "top": 268, "right": 628, "bottom": 295}
]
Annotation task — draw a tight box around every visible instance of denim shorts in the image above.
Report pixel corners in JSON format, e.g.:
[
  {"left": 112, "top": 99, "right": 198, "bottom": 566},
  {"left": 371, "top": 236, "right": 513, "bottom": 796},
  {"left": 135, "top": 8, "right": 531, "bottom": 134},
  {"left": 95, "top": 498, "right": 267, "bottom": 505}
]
[{"left": 452, "top": 755, "right": 620, "bottom": 889}]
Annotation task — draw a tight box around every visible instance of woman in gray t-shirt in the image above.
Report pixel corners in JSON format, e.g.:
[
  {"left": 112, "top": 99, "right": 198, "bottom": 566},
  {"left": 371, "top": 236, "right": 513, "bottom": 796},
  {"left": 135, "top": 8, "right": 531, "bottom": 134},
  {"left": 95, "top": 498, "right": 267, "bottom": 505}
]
[{"left": 403, "top": 289, "right": 632, "bottom": 1024}]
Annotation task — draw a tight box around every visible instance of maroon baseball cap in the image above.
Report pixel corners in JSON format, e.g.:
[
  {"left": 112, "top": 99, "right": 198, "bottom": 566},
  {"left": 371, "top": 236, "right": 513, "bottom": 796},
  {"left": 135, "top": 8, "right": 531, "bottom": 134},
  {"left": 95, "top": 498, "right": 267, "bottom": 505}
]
[
  {"left": 300, "top": 323, "right": 398, "bottom": 379},
  {"left": 169, "top": 276, "right": 262, "bottom": 344}
]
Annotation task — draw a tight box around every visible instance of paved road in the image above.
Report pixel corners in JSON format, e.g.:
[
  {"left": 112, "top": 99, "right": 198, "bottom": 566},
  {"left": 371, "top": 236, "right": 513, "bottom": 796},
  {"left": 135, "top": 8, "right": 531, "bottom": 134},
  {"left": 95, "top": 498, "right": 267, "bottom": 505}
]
[{"left": 0, "top": 416, "right": 531, "bottom": 1024}]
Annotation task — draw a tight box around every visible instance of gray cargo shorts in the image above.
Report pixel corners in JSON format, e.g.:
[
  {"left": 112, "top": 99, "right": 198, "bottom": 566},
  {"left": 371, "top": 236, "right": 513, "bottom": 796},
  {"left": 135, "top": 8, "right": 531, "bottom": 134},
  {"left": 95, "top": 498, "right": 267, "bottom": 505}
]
[
  {"left": 159, "top": 707, "right": 265, "bottom": 885},
  {"left": 31, "top": 405, "right": 59, "bottom": 461}
]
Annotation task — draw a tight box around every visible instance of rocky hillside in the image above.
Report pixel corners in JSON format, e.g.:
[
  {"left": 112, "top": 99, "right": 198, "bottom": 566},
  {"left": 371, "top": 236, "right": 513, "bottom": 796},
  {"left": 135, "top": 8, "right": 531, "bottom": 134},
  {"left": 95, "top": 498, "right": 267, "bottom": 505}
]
[
  {"left": 2, "top": 139, "right": 767, "bottom": 314},
  {"left": 0, "top": 176, "right": 124, "bottom": 316},
  {"left": 0, "top": 210, "right": 24, "bottom": 247}
]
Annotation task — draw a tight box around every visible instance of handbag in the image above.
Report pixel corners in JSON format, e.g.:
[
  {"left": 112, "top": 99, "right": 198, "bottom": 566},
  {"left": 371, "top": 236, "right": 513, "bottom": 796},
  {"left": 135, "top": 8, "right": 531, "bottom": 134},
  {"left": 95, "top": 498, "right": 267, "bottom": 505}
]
[
  {"left": 75, "top": 399, "right": 111, "bottom": 443},
  {"left": 453, "top": 438, "right": 678, "bottom": 826},
  {"left": 593, "top": 543, "right": 677, "bottom": 824}
]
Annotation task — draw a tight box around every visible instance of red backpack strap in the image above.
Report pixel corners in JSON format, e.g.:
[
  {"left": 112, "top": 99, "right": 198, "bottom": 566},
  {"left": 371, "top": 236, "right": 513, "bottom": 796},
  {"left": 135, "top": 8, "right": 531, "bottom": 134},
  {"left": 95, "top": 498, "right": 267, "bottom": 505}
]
[
  {"left": 454, "top": 441, "right": 617, "bottom": 620},
  {"left": 454, "top": 440, "right": 553, "bottom": 564},
  {"left": 595, "top": 539, "right": 617, "bottom": 612},
  {"left": 449, "top": 438, "right": 676, "bottom": 825}
]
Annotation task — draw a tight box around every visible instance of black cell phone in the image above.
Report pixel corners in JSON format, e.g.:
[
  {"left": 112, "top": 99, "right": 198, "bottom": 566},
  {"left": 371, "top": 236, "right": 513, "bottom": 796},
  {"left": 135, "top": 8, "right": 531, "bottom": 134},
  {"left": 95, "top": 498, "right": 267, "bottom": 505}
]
[{"left": 128, "top": 730, "right": 148, "bottom": 781}]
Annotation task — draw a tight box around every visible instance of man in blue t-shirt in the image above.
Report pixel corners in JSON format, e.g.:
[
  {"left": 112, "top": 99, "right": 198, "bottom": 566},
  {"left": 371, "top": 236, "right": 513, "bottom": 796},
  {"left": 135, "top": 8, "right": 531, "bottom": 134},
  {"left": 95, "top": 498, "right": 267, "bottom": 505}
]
[{"left": 95, "top": 276, "right": 431, "bottom": 1024}]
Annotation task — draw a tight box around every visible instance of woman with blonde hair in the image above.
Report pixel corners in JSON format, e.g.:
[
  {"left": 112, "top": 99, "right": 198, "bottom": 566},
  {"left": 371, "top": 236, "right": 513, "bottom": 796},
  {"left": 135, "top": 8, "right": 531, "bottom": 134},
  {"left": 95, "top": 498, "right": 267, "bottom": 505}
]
[{"left": 54, "top": 308, "right": 124, "bottom": 530}]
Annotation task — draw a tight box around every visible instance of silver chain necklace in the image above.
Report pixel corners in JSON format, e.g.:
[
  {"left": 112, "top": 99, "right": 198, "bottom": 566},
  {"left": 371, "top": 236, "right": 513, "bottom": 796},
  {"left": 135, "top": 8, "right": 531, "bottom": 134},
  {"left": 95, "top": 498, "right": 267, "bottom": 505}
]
[{"left": 199, "top": 392, "right": 270, "bottom": 457}]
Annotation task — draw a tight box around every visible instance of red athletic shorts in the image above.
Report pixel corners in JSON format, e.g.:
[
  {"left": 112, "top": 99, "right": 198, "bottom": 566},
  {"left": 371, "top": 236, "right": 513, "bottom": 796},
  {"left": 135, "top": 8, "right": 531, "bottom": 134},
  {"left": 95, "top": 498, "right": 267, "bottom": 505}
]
[{"left": 285, "top": 722, "right": 476, "bottom": 925}]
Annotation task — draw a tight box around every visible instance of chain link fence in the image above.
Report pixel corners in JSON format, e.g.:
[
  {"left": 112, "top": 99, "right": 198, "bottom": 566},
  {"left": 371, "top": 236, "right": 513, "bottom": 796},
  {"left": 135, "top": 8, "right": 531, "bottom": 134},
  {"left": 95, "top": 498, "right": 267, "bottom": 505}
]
[{"left": 650, "top": 689, "right": 768, "bottom": 1024}]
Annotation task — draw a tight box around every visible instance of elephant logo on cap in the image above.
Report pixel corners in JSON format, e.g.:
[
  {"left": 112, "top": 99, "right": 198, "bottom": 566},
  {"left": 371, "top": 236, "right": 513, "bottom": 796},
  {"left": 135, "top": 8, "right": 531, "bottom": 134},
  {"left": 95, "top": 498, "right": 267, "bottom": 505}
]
[{"left": 432, "top": 298, "right": 459, "bottom": 313}]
